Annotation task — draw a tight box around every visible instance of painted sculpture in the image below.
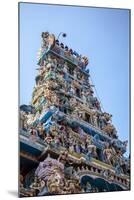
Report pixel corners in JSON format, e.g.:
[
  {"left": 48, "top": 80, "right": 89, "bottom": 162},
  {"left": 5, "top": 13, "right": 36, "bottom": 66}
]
[{"left": 19, "top": 32, "right": 130, "bottom": 197}]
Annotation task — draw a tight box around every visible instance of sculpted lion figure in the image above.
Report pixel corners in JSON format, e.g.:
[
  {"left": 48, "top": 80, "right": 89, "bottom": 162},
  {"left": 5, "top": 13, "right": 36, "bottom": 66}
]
[
  {"left": 34, "top": 154, "right": 82, "bottom": 195},
  {"left": 35, "top": 156, "right": 65, "bottom": 194}
]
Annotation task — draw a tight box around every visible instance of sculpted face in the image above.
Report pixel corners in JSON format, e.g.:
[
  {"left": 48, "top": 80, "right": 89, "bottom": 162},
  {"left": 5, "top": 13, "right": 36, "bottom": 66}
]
[
  {"left": 41, "top": 32, "right": 55, "bottom": 50},
  {"left": 42, "top": 32, "right": 49, "bottom": 38}
]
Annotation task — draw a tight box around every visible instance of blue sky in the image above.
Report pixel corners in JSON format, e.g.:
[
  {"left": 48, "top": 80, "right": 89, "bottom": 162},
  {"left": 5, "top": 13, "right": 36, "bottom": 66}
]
[{"left": 19, "top": 3, "right": 130, "bottom": 155}]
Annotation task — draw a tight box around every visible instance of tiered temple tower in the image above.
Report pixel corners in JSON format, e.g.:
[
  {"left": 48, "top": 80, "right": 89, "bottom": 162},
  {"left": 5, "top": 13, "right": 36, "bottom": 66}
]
[{"left": 19, "top": 32, "right": 130, "bottom": 197}]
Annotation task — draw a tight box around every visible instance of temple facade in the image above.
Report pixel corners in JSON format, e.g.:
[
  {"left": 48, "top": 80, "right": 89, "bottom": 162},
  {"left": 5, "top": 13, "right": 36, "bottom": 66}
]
[{"left": 19, "top": 32, "right": 130, "bottom": 197}]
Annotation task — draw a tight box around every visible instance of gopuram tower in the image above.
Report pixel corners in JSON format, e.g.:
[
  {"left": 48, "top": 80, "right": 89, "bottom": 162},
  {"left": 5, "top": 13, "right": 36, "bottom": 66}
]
[{"left": 19, "top": 32, "right": 130, "bottom": 197}]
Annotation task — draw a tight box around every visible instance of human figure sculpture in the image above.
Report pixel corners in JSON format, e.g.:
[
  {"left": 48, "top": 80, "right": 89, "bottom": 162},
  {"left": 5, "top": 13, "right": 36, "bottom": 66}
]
[
  {"left": 123, "top": 140, "right": 128, "bottom": 149},
  {"left": 103, "top": 123, "right": 118, "bottom": 138},
  {"left": 58, "top": 150, "right": 74, "bottom": 177},
  {"left": 87, "top": 140, "right": 97, "bottom": 159},
  {"left": 37, "top": 123, "right": 45, "bottom": 140},
  {"left": 103, "top": 112, "right": 112, "bottom": 123},
  {"left": 81, "top": 91, "right": 87, "bottom": 104},
  {"left": 30, "top": 176, "right": 41, "bottom": 195},
  {"left": 20, "top": 111, "right": 27, "bottom": 130},
  {"left": 69, "top": 97, "right": 77, "bottom": 107},
  {"left": 41, "top": 32, "right": 49, "bottom": 47},
  {"left": 41, "top": 32, "right": 55, "bottom": 50},
  {"left": 26, "top": 113, "right": 34, "bottom": 126},
  {"left": 103, "top": 144, "right": 113, "bottom": 165},
  {"left": 92, "top": 112, "right": 98, "bottom": 127},
  {"left": 69, "top": 85, "right": 75, "bottom": 95},
  {"left": 29, "top": 127, "right": 38, "bottom": 142}
]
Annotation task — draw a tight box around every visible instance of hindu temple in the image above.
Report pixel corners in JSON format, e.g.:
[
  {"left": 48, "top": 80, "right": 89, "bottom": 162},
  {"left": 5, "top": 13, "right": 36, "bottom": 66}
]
[{"left": 19, "top": 31, "right": 130, "bottom": 197}]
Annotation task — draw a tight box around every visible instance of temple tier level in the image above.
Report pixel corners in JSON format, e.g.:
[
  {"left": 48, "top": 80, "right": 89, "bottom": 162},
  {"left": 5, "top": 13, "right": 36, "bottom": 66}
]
[{"left": 19, "top": 32, "right": 130, "bottom": 197}]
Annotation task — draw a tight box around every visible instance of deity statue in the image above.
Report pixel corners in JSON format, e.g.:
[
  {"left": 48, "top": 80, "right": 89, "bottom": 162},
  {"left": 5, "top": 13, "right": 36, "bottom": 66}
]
[
  {"left": 92, "top": 112, "right": 98, "bottom": 127},
  {"left": 41, "top": 32, "right": 55, "bottom": 50},
  {"left": 20, "top": 111, "right": 27, "bottom": 130},
  {"left": 103, "top": 144, "right": 113, "bottom": 165},
  {"left": 103, "top": 112, "right": 112, "bottom": 123},
  {"left": 102, "top": 123, "right": 116, "bottom": 137},
  {"left": 30, "top": 176, "right": 42, "bottom": 195}
]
